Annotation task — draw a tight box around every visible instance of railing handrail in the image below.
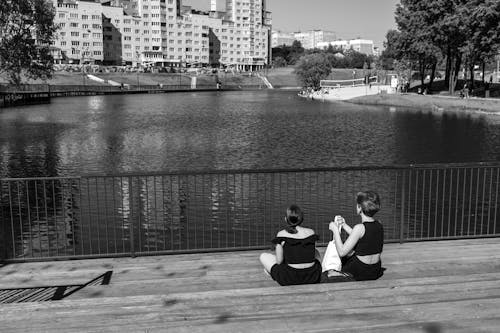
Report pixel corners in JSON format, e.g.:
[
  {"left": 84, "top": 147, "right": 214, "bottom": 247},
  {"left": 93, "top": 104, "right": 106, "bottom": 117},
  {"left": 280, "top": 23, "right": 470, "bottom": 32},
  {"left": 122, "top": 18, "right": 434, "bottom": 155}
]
[{"left": 2, "top": 161, "right": 499, "bottom": 181}]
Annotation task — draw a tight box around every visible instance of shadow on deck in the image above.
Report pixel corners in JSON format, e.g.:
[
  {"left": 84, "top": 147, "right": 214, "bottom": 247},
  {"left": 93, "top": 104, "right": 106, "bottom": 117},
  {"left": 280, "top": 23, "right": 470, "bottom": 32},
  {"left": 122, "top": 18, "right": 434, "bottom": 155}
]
[{"left": 0, "top": 238, "right": 499, "bottom": 332}]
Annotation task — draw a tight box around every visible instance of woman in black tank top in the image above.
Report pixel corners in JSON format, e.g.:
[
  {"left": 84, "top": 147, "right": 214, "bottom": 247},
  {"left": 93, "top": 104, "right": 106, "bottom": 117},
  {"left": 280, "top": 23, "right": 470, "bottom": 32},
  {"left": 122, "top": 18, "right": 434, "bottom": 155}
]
[{"left": 324, "top": 191, "right": 384, "bottom": 281}]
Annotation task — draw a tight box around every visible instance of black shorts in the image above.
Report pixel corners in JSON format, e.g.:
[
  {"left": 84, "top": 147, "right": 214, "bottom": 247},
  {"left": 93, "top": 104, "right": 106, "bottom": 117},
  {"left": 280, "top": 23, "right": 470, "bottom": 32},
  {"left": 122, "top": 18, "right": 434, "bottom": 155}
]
[
  {"left": 270, "top": 260, "right": 322, "bottom": 286},
  {"left": 342, "top": 255, "right": 383, "bottom": 281}
]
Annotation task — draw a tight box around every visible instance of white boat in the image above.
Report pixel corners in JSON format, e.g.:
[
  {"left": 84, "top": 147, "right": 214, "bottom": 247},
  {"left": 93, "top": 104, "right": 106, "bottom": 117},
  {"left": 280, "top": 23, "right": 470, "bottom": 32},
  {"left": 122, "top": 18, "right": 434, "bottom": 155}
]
[{"left": 299, "top": 75, "right": 396, "bottom": 101}]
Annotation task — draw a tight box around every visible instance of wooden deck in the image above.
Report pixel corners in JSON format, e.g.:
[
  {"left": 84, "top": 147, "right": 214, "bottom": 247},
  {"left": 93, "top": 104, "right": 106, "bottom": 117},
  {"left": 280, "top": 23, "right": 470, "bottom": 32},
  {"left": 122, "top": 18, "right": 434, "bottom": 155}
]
[{"left": 1, "top": 238, "right": 500, "bottom": 332}]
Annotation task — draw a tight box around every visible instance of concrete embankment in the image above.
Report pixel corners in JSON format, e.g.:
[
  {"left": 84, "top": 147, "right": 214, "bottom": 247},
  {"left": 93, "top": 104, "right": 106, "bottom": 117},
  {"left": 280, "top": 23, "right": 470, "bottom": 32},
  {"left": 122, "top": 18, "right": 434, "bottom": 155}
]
[{"left": 348, "top": 93, "right": 500, "bottom": 115}]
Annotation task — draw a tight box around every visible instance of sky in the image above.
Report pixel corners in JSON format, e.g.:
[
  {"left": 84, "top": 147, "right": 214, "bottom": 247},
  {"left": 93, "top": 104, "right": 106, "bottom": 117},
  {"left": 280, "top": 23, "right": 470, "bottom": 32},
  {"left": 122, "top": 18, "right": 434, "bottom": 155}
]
[{"left": 183, "top": 0, "right": 401, "bottom": 48}]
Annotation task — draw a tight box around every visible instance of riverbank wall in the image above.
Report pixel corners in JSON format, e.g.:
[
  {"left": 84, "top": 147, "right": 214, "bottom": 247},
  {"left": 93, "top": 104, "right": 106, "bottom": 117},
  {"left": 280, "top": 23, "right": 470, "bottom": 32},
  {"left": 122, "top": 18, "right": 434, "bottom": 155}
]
[{"left": 348, "top": 93, "right": 500, "bottom": 114}]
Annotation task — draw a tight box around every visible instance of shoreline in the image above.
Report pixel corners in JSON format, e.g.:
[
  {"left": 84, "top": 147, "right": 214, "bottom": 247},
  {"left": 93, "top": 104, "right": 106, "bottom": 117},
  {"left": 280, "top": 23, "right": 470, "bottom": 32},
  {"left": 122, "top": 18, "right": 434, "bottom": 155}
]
[{"left": 347, "top": 93, "right": 500, "bottom": 115}]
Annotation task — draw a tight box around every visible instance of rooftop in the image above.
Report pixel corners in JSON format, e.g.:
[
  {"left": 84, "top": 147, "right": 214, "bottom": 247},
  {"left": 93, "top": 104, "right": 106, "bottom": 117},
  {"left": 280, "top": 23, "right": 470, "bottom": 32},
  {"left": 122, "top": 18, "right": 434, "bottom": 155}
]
[{"left": 1, "top": 238, "right": 499, "bottom": 332}]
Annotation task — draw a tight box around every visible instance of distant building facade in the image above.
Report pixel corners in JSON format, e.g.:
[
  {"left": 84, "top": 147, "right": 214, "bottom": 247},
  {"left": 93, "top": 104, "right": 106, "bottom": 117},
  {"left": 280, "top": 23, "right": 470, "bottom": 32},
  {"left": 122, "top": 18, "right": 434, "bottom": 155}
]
[
  {"left": 292, "top": 30, "right": 336, "bottom": 49},
  {"left": 316, "top": 38, "right": 374, "bottom": 55},
  {"left": 271, "top": 31, "right": 295, "bottom": 47},
  {"left": 49, "top": 0, "right": 272, "bottom": 70}
]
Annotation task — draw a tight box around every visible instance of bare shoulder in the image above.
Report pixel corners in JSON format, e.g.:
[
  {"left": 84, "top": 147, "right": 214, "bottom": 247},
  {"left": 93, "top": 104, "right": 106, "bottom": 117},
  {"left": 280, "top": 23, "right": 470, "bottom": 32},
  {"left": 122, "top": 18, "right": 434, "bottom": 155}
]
[
  {"left": 276, "top": 229, "right": 289, "bottom": 237},
  {"left": 299, "top": 226, "right": 316, "bottom": 237},
  {"left": 352, "top": 223, "right": 365, "bottom": 236}
]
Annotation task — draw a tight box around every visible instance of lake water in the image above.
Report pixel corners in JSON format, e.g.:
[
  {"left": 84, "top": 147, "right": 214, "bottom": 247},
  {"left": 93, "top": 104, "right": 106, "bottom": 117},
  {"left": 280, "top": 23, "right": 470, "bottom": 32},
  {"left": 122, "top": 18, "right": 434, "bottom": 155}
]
[{"left": 1, "top": 90, "right": 499, "bottom": 178}]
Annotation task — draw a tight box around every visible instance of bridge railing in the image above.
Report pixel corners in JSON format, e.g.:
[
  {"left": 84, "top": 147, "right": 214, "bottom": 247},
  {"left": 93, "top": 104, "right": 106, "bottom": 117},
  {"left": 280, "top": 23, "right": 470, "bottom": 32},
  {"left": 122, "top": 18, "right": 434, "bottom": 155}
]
[{"left": 1, "top": 162, "right": 499, "bottom": 262}]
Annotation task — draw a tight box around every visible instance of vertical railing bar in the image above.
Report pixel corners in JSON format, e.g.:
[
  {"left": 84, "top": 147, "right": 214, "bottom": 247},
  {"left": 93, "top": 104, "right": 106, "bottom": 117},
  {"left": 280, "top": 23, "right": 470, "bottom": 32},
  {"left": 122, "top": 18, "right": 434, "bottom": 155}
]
[
  {"left": 447, "top": 169, "right": 453, "bottom": 237},
  {"left": 219, "top": 173, "right": 223, "bottom": 249},
  {"left": 441, "top": 169, "right": 446, "bottom": 238},
  {"left": 393, "top": 170, "right": 399, "bottom": 241},
  {"left": 468, "top": 168, "right": 474, "bottom": 236},
  {"left": 34, "top": 181, "right": 42, "bottom": 257},
  {"left": 407, "top": 169, "right": 412, "bottom": 241},
  {"left": 186, "top": 175, "right": 190, "bottom": 250},
  {"left": 111, "top": 177, "right": 118, "bottom": 254},
  {"left": 8, "top": 182, "right": 16, "bottom": 258},
  {"left": 144, "top": 177, "right": 150, "bottom": 253},
  {"left": 294, "top": 172, "right": 297, "bottom": 204},
  {"left": 253, "top": 173, "right": 258, "bottom": 246},
  {"left": 399, "top": 170, "right": 406, "bottom": 243},
  {"left": 94, "top": 178, "right": 101, "bottom": 255},
  {"left": 226, "top": 173, "right": 229, "bottom": 248},
  {"left": 78, "top": 178, "right": 84, "bottom": 255},
  {"left": 137, "top": 177, "right": 143, "bottom": 252},
  {"left": 413, "top": 170, "right": 418, "bottom": 240},
  {"left": 85, "top": 178, "right": 92, "bottom": 255},
  {"left": 201, "top": 174, "right": 205, "bottom": 249},
  {"left": 454, "top": 168, "right": 460, "bottom": 237},
  {"left": 314, "top": 172, "right": 319, "bottom": 233},
  {"left": 169, "top": 175, "right": 174, "bottom": 251},
  {"left": 420, "top": 170, "right": 426, "bottom": 239},
  {"left": 43, "top": 180, "right": 49, "bottom": 257},
  {"left": 128, "top": 176, "right": 135, "bottom": 257},
  {"left": 493, "top": 168, "right": 499, "bottom": 234},
  {"left": 461, "top": 168, "right": 466, "bottom": 237},
  {"left": 233, "top": 173, "right": 237, "bottom": 247},
  {"left": 25, "top": 181, "right": 33, "bottom": 258},
  {"left": 481, "top": 168, "right": 487, "bottom": 236},
  {"left": 103, "top": 178, "right": 109, "bottom": 255},
  {"left": 486, "top": 168, "right": 493, "bottom": 235},
  {"left": 52, "top": 180, "right": 59, "bottom": 258},
  {"left": 66, "top": 179, "right": 75, "bottom": 257},
  {"left": 16, "top": 182, "right": 25, "bottom": 258},
  {"left": 120, "top": 177, "right": 126, "bottom": 253},
  {"left": 192, "top": 175, "right": 197, "bottom": 250},
  {"left": 153, "top": 176, "right": 158, "bottom": 252},
  {"left": 241, "top": 173, "right": 244, "bottom": 247},
  {"left": 210, "top": 174, "right": 214, "bottom": 249},
  {"left": 434, "top": 170, "right": 439, "bottom": 238},
  {"left": 427, "top": 170, "right": 432, "bottom": 240},
  {"left": 474, "top": 168, "right": 480, "bottom": 236},
  {"left": 161, "top": 176, "right": 166, "bottom": 251}
]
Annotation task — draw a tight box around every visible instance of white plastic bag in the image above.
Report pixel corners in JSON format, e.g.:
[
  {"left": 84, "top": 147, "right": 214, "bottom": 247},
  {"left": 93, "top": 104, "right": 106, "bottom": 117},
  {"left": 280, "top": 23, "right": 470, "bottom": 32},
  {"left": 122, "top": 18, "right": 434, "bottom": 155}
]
[{"left": 321, "top": 240, "right": 342, "bottom": 272}]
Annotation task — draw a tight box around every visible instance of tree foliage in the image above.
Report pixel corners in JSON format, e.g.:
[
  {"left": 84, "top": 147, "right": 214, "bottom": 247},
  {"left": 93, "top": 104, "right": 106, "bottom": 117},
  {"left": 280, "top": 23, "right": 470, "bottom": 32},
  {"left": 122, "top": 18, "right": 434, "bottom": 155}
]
[
  {"left": 294, "top": 53, "right": 331, "bottom": 89},
  {"left": 380, "top": 0, "right": 500, "bottom": 93},
  {"left": 0, "top": 0, "right": 57, "bottom": 85}
]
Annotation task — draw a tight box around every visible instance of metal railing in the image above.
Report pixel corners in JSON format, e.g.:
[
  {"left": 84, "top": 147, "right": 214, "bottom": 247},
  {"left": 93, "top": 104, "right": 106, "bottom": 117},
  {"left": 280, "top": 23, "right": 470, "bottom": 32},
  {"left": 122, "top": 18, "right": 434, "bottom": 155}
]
[{"left": 1, "top": 162, "right": 499, "bottom": 262}]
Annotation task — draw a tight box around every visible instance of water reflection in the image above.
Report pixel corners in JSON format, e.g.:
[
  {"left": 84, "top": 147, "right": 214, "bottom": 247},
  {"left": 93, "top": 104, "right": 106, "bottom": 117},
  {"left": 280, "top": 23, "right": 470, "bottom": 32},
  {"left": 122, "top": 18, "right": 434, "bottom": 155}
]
[{"left": 1, "top": 91, "right": 499, "bottom": 177}]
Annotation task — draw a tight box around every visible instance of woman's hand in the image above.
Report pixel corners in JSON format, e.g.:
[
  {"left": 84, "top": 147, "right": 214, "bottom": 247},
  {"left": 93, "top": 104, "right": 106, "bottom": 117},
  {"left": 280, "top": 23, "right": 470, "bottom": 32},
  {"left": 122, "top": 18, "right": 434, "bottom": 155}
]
[{"left": 329, "top": 216, "right": 344, "bottom": 233}]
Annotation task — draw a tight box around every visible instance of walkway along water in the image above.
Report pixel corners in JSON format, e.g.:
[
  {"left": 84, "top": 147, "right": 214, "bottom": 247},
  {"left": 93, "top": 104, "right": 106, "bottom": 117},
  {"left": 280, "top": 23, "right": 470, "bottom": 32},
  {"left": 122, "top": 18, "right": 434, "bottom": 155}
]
[{"left": 1, "top": 162, "right": 499, "bottom": 262}]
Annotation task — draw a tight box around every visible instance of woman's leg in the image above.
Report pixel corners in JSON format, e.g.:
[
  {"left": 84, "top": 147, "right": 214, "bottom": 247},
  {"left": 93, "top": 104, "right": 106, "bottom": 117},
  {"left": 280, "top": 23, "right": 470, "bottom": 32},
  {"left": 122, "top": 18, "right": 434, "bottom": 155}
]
[{"left": 259, "top": 252, "right": 277, "bottom": 274}]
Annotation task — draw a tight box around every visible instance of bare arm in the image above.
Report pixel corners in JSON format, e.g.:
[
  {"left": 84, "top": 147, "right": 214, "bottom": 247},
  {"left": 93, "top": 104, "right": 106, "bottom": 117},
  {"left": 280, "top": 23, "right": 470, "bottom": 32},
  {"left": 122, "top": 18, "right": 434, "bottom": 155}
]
[
  {"left": 275, "top": 242, "right": 284, "bottom": 264},
  {"left": 332, "top": 222, "right": 364, "bottom": 257},
  {"left": 342, "top": 222, "right": 353, "bottom": 235}
]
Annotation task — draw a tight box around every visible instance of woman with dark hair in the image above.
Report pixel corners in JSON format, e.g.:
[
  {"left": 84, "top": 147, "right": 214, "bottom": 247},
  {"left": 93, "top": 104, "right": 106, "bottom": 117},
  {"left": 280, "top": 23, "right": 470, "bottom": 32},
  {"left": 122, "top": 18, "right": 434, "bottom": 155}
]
[
  {"left": 259, "top": 204, "right": 322, "bottom": 286},
  {"left": 324, "top": 191, "right": 384, "bottom": 281}
]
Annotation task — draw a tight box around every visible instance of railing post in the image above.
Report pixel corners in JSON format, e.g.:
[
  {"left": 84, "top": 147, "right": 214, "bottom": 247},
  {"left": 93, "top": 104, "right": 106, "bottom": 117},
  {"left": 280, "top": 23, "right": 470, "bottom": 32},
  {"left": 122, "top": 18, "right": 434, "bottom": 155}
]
[
  {"left": 399, "top": 169, "right": 406, "bottom": 244},
  {"left": 128, "top": 176, "right": 135, "bottom": 258}
]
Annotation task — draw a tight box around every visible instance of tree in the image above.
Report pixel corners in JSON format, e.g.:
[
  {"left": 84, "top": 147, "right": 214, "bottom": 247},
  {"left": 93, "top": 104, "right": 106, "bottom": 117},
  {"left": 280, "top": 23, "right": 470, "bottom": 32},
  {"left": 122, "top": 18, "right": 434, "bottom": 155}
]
[
  {"left": 294, "top": 53, "right": 331, "bottom": 89},
  {"left": 459, "top": 0, "right": 500, "bottom": 88},
  {"left": 0, "top": 0, "right": 57, "bottom": 85}
]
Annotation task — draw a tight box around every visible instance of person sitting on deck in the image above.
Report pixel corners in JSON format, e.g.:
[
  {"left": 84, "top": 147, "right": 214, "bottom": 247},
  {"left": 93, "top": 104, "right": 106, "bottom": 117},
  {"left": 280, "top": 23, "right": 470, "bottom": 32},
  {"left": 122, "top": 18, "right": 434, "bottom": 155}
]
[
  {"left": 323, "top": 191, "right": 384, "bottom": 281},
  {"left": 259, "top": 204, "right": 322, "bottom": 286}
]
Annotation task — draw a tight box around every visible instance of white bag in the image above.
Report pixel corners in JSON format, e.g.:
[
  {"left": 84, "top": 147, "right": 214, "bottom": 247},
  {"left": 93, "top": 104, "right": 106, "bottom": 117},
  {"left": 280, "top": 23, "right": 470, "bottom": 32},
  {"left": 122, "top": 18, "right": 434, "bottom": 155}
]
[{"left": 321, "top": 240, "right": 342, "bottom": 272}]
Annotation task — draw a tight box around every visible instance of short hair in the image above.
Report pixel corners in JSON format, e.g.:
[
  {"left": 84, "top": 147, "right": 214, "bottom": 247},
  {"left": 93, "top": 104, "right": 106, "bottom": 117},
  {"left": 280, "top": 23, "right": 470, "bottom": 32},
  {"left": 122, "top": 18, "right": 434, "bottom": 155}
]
[
  {"left": 356, "top": 191, "right": 381, "bottom": 217},
  {"left": 285, "top": 204, "right": 304, "bottom": 234}
]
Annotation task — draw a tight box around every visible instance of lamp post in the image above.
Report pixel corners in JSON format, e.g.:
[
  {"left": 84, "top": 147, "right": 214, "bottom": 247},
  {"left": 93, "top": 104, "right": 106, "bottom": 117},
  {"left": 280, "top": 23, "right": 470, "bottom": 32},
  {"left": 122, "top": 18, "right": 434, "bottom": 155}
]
[{"left": 135, "top": 51, "right": 141, "bottom": 90}]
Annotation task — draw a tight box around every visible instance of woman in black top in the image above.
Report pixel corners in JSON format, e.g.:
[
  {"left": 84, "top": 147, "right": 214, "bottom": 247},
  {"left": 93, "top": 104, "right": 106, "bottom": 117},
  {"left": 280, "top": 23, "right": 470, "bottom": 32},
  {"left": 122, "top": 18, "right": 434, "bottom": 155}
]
[
  {"left": 259, "top": 204, "right": 322, "bottom": 286},
  {"left": 326, "top": 191, "right": 384, "bottom": 281}
]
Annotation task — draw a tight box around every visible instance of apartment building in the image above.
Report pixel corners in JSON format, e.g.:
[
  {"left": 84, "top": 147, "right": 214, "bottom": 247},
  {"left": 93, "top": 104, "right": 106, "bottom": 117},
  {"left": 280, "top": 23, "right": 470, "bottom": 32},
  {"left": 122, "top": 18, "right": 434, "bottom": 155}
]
[
  {"left": 51, "top": 0, "right": 105, "bottom": 64},
  {"left": 50, "top": 0, "right": 271, "bottom": 69},
  {"left": 293, "top": 30, "right": 336, "bottom": 49}
]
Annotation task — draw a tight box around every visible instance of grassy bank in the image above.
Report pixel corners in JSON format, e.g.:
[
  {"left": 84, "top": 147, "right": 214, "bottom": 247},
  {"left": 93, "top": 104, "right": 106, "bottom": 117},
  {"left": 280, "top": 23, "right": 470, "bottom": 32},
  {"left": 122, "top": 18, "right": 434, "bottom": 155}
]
[{"left": 349, "top": 93, "right": 500, "bottom": 114}]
